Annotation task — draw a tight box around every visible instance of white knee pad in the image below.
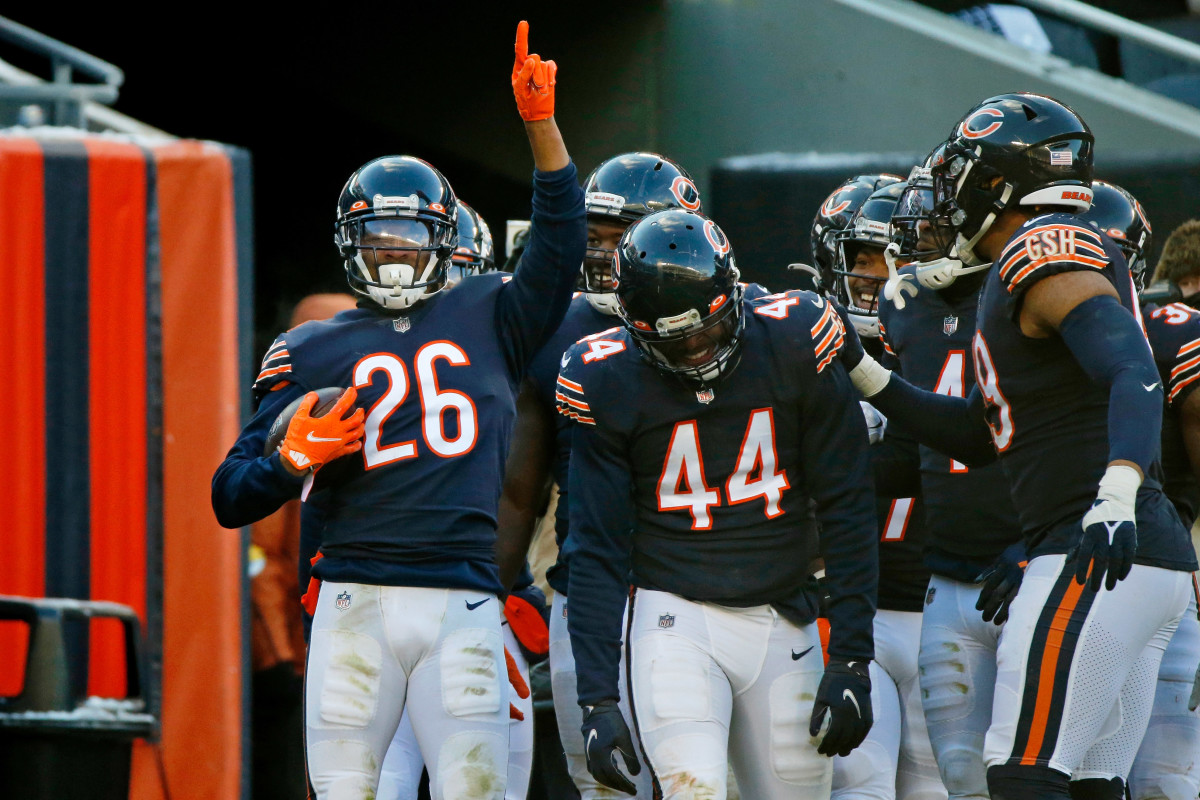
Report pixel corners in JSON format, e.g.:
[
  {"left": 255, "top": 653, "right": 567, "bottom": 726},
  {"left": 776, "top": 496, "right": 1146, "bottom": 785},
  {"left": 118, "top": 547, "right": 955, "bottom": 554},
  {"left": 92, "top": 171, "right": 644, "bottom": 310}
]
[
  {"left": 653, "top": 732, "right": 728, "bottom": 800},
  {"left": 936, "top": 746, "right": 988, "bottom": 799},
  {"left": 769, "top": 671, "right": 830, "bottom": 788},
  {"left": 440, "top": 628, "right": 503, "bottom": 718},
  {"left": 309, "top": 739, "right": 383, "bottom": 800},
  {"left": 316, "top": 630, "right": 383, "bottom": 728},
  {"left": 435, "top": 731, "right": 507, "bottom": 800}
]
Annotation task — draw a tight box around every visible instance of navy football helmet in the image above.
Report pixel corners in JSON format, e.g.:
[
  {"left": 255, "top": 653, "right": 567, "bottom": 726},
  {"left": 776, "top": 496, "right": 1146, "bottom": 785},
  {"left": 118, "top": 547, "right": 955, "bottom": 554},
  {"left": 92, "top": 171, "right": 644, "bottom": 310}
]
[
  {"left": 1076, "top": 180, "right": 1153, "bottom": 291},
  {"left": 832, "top": 181, "right": 906, "bottom": 337},
  {"left": 334, "top": 156, "right": 458, "bottom": 310},
  {"left": 930, "top": 93, "right": 1094, "bottom": 265},
  {"left": 811, "top": 174, "right": 903, "bottom": 290},
  {"left": 448, "top": 200, "right": 495, "bottom": 284},
  {"left": 614, "top": 209, "right": 743, "bottom": 386},
  {"left": 582, "top": 153, "right": 702, "bottom": 315}
]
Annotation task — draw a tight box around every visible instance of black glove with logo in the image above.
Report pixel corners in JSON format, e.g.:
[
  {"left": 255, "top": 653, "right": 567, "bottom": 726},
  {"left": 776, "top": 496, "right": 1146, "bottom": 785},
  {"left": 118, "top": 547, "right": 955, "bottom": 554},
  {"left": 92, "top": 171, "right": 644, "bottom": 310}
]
[
  {"left": 809, "top": 659, "right": 873, "bottom": 757},
  {"left": 581, "top": 699, "right": 641, "bottom": 795},
  {"left": 975, "top": 541, "right": 1027, "bottom": 625}
]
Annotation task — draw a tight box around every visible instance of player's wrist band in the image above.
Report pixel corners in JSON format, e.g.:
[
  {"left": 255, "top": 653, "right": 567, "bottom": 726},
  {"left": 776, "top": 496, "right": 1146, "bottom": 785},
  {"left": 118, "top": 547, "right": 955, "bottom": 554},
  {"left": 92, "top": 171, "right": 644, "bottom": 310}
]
[
  {"left": 1096, "top": 464, "right": 1141, "bottom": 510},
  {"left": 848, "top": 354, "right": 892, "bottom": 398}
]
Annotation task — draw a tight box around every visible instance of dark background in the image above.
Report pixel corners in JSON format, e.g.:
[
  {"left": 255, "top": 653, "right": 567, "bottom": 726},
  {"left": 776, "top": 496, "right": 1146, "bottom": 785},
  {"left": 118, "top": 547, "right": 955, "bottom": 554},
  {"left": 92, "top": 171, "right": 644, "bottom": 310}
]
[{"left": 6, "top": 6, "right": 599, "bottom": 342}]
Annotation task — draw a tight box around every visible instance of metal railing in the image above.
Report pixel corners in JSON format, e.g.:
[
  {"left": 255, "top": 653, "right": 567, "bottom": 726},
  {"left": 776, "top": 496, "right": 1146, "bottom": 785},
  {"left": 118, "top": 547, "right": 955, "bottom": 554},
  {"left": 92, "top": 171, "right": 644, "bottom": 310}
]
[
  {"left": 1016, "top": 0, "right": 1200, "bottom": 69},
  {"left": 0, "top": 15, "right": 160, "bottom": 132}
]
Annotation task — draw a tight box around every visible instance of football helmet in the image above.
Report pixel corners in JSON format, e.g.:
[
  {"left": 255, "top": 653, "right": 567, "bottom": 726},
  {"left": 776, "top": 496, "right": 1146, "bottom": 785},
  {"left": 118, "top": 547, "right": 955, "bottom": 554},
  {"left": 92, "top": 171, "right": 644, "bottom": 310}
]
[
  {"left": 582, "top": 153, "right": 702, "bottom": 316},
  {"left": 334, "top": 156, "right": 458, "bottom": 310},
  {"left": 930, "top": 93, "right": 1094, "bottom": 266},
  {"left": 614, "top": 209, "right": 743, "bottom": 386},
  {"left": 889, "top": 144, "right": 990, "bottom": 291},
  {"left": 447, "top": 200, "right": 495, "bottom": 284},
  {"left": 832, "top": 181, "right": 906, "bottom": 337},
  {"left": 1076, "top": 180, "right": 1152, "bottom": 292},
  {"left": 811, "top": 173, "right": 904, "bottom": 289}
]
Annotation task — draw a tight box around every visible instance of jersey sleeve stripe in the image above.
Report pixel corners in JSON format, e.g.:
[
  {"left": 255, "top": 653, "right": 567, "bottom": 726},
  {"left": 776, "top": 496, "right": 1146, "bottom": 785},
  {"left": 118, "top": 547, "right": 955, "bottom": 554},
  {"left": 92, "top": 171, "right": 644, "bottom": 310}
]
[
  {"left": 255, "top": 364, "right": 292, "bottom": 382},
  {"left": 556, "top": 375, "right": 585, "bottom": 394},
  {"left": 810, "top": 304, "right": 845, "bottom": 374},
  {"left": 1006, "top": 255, "right": 1108, "bottom": 293},
  {"left": 262, "top": 349, "right": 290, "bottom": 363},
  {"left": 1178, "top": 338, "right": 1200, "bottom": 359},
  {"left": 555, "top": 403, "right": 596, "bottom": 426},
  {"left": 555, "top": 391, "right": 591, "bottom": 412},
  {"left": 1170, "top": 351, "right": 1200, "bottom": 381},
  {"left": 1169, "top": 370, "right": 1200, "bottom": 404}
]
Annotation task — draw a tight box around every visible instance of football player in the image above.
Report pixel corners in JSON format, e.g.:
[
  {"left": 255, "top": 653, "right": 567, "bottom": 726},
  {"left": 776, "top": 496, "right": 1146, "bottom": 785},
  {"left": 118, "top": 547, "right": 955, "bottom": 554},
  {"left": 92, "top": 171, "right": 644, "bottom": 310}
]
[
  {"left": 211, "top": 22, "right": 586, "bottom": 800},
  {"left": 1080, "top": 182, "right": 1200, "bottom": 800},
  {"left": 833, "top": 93, "right": 1198, "bottom": 800},
  {"left": 558, "top": 209, "right": 878, "bottom": 798},
  {"left": 878, "top": 157, "right": 1025, "bottom": 800},
  {"left": 446, "top": 200, "right": 496, "bottom": 284},
  {"left": 826, "top": 181, "right": 947, "bottom": 800},
  {"left": 495, "top": 151, "right": 707, "bottom": 800}
]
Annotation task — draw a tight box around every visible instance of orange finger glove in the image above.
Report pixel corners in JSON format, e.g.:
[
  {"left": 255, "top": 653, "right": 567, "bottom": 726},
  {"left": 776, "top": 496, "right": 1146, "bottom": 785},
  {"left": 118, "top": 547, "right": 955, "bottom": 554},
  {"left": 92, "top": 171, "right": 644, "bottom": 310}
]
[
  {"left": 505, "top": 646, "right": 530, "bottom": 700},
  {"left": 279, "top": 388, "right": 365, "bottom": 473},
  {"left": 511, "top": 20, "right": 556, "bottom": 121},
  {"left": 504, "top": 595, "right": 549, "bottom": 656}
]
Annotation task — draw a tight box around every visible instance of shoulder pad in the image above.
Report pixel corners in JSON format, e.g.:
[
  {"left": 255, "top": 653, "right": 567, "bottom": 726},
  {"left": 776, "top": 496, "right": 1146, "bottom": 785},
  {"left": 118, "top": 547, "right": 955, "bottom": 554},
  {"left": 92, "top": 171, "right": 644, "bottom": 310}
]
[
  {"left": 749, "top": 290, "right": 845, "bottom": 373},
  {"left": 997, "top": 216, "right": 1109, "bottom": 296}
]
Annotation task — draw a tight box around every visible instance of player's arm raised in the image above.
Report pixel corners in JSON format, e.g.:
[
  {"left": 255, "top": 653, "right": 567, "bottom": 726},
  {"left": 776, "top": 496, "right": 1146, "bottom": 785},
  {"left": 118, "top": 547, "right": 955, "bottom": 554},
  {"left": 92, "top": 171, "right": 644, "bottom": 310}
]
[{"left": 495, "top": 20, "right": 587, "bottom": 376}]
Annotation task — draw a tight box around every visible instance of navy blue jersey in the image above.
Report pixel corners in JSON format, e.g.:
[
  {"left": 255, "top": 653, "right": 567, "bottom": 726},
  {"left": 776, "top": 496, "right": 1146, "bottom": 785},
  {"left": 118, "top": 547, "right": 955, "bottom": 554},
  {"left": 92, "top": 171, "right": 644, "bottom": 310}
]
[
  {"left": 878, "top": 271, "right": 1023, "bottom": 579},
  {"left": 975, "top": 213, "right": 1196, "bottom": 570},
  {"left": 1144, "top": 301, "right": 1200, "bottom": 526},
  {"left": 559, "top": 290, "right": 878, "bottom": 704},
  {"left": 212, "top": 163, "right": 586, "bottom": 595},
  {"left": 534, "top": 284, "right": 773, "bottom": 596},
  {"left": 870, "top": 437, "right": 930, "bottom": 611}
]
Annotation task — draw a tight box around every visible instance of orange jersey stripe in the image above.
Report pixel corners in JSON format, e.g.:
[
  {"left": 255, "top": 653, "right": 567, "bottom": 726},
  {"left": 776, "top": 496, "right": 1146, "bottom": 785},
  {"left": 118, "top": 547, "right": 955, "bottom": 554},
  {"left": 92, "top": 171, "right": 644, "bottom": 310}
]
[{"left": 557, "top": 375, "right": 584, "bottom": 393}]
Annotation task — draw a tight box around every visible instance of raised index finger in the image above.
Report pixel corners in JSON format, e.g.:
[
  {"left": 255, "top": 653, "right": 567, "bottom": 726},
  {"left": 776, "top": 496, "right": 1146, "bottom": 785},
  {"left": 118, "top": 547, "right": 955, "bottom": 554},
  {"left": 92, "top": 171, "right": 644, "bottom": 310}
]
[{"left": 515, "top": 20, "right": 529, "bottom": 64}]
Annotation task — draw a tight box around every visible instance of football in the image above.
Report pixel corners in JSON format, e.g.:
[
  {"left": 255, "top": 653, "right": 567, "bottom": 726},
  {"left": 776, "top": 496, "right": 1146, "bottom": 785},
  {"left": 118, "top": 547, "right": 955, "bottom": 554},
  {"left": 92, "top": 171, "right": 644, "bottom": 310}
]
[{"left": 262, "top": 387, "right": 350, "bottom": 457}]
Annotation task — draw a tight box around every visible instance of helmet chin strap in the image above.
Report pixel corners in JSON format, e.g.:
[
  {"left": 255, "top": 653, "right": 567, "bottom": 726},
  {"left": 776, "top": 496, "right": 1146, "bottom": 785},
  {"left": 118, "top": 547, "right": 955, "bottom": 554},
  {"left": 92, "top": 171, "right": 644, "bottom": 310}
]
[{"left": 585, "top": 291, "right": 620, "bottom": 316}]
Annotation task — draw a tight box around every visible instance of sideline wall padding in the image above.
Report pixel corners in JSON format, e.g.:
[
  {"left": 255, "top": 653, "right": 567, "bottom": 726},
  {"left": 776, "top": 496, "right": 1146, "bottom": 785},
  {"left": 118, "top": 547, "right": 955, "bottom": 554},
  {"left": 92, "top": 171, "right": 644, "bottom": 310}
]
[{"left": 0, "top": 133, "right": 250, "bottom": 800}]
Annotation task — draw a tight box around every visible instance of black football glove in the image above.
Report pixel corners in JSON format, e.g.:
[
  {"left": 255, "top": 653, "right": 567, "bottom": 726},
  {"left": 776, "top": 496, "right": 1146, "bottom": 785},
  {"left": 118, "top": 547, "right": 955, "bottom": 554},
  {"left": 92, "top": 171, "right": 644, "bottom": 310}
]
[
  {"left": 809, "top": 659, "right": 873, "bottom": 757},
  {"left": 1072, "top": 466, "right": 1139, "bottom": 592},
  {"left": 581, "top": 699, "right": 641, "bottom": 795},
  {"left": 975, "top": 541, "right": 1027, "bottom": 625}
]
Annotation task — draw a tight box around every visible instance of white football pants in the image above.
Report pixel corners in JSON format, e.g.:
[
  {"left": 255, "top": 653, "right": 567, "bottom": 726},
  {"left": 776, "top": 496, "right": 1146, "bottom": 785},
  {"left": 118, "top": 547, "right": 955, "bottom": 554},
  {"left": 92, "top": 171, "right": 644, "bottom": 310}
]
[
  {"left": 834, "top": 608, "right": 947, "bottom": 800},
  {"left": 1129, "top": 591, "right": 1200, "bottom": 800},
  {"left": 305, "top": 583, "right": 509, "bottom": 800},
  {"left": 549, "top": 591, "right": 653, "bottom": 799},
  {"left": 918, "top": 574, "right": 1004, "bottom": 800},
  {"left": 628, "top": 589, "right": 830, "bottom": 800},
  {"left": 985, "top": 557, "right": 1189, "bottom": 780},
  {"left": 376, "top": 623, "right": 533, "bottom": 800}
]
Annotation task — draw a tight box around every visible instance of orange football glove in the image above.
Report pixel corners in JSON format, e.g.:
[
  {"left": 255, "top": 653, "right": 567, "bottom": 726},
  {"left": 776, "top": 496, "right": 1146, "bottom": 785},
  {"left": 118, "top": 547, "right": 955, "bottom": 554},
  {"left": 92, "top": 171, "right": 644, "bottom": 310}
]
[
  {"left": 511, "top": 20, "right": 556, "bottom": 122},
  {"left": 504, "top": 594, "right": 549, "bottom": 656},
  {"left": 505, "top": 646, "right": 530, "bottom": 700},
  {"left": 279, "top": 388, "right": 365, "bottom": 473}
]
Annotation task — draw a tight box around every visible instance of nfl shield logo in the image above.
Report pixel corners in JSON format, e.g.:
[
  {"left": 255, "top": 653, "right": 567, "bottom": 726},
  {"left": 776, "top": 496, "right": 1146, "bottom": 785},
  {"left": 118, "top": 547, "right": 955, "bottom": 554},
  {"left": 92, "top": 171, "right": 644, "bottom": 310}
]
[
  {"left": 926, "top": 587, "right": 936, "bottom": 606},
  {"left": 393, "top": 316, "right": 411, "bottom": 333},
  {"left": 336, "top": 591, "right": 352, "bottom": 610},
  {"left": 943, "top": 315, "right": 958, "bottom": 336},
  {"left": 658, "top": 613, "right": 675, "bottom": 629},
  {"left": 696, "top": 388, "right": 715, "bottom": 404}
]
